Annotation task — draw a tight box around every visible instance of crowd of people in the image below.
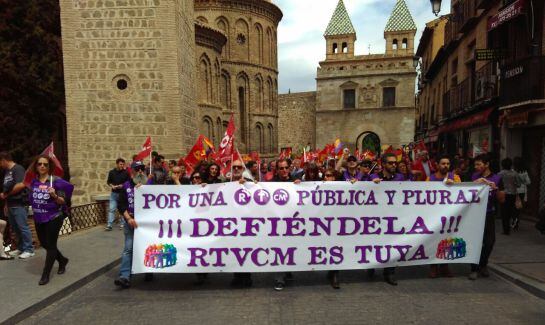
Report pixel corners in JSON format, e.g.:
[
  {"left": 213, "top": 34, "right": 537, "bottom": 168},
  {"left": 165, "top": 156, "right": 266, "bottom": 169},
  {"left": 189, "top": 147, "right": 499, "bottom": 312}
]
[
  {"left": 0, "top": 146, "right": 533, "bottom": 289},
  {"left": 106, "top": 148, "right": 532, "bottom": 291}
]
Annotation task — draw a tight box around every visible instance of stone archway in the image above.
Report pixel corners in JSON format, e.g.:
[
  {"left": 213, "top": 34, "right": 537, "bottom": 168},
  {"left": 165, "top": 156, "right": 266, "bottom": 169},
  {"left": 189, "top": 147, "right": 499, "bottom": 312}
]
[{"left": 356, "top": 132, "right": 381, "bottom": 155}]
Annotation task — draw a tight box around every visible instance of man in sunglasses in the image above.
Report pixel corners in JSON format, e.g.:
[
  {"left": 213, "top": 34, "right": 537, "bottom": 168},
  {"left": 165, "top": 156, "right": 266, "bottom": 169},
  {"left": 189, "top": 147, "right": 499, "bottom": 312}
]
[
  {"left": 114, "top": 161, "right": 148, "bottom": 289},
  {"left": 272, "top": 159, "right": 296, "bottom": 290},
  {"left": 369, "top": 153, "right": 406, "bottom": 285}
]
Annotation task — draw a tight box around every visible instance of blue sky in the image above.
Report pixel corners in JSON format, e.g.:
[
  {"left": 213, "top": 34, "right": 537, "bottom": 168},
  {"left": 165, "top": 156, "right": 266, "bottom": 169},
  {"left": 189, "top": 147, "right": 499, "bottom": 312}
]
[{"left": 275, "top": 0, "right": 451, "bottom": 93}]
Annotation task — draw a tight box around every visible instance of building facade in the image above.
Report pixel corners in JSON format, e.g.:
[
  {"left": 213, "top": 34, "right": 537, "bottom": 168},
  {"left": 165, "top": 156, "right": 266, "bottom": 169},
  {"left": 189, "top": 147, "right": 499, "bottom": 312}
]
[
  {"left": 58, "top": 0, "right": 282, "bottom": 203},
  {"left": 416, "top": 0, "right": 545, "bottom": 212},
  {"left": 279, "top": 0, "right": 417, "bottom": 153},
  {"left": 194, "top": 0, "right": 282, "bottom": 155}
]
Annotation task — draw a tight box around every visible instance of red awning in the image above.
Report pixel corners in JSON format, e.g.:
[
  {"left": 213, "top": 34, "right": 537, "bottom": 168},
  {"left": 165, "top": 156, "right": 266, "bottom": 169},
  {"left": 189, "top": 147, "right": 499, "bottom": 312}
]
[
  {"left": 439, "top": 108, "right": 494, "bottom": 134},
  {"left": 488, "top": 0, "right": 525, "bottom": 31}
]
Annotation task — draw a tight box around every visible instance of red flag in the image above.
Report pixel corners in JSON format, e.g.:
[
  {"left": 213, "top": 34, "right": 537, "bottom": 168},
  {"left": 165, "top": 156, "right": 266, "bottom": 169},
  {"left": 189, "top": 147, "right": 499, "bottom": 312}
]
[
  {"left": 183, "top": 135, "right": 206, "bottom": 175},
  {"left": 249, "top": 151, "right": 261, "bottom": 163},
  {"left": 134, "top": 136, "right": 152, "bottom": 161},
  {"left": 279, "top": 147, "right": 292, "bottom": 160},
  {"left": 216, "top": 114, "right": 236, "bottom": 168},
  {"left": 384, "top": 145, "right": 395, "bottom": 155},
  {"left": 24, "top": 142, "right": 64, "bottom": 186}
]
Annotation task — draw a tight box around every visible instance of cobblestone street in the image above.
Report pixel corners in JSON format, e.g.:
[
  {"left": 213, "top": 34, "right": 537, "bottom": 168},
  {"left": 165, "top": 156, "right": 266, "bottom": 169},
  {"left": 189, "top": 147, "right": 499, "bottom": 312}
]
[{"left": 21, "top": 265, "right": 545, "bottom": 325}]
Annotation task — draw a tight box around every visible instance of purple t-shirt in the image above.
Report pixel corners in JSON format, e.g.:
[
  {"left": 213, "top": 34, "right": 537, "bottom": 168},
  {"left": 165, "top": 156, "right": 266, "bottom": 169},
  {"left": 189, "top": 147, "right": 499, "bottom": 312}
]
[
  {"left": 30, "top": 178, "right": 74, "bottom": 224},
  {"left": 342, "top": 170, "right": 364, "bottom": 181},
  {"left": 472, "top": 172, "right": 502, "bottom": 213},
  {"left": 370, "top": 172, "right": 407, "bottom": 182}
]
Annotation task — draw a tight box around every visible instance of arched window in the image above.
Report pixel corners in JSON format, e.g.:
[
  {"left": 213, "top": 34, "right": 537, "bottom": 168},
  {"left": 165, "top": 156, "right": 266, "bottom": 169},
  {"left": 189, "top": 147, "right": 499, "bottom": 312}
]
[
  {"left": 356, "top": 132, "right": 381, "bottom": 155},
  {"left": 220, "top": 70, "right": 230, "bottom": 110},
  {"left": 254, "top": 75, "right": 263, "bottom": 112},
  {"left": 216, "top": 117, "right": 222, "bottom": 147},
  {"left": 254, "top": 23, "right": 263, "bottom": 64},
  {"left": 201, "top": 117, "right": 214, "bottom": 143},
  {"left": 237, "top": 73, "right": 248, "bottom": 142},
  {"left": 266, "top": 27, "right": 273, "bottom": 66},
  {"left": 333, "top": 43, "right": 338, "bottom": 54},
  {"left": 215, "top": 17, "right": 230, "bottom": 59},
  {"left": 402, "top": 38, "right": 408, "bottom": 49},
  {"left": 199, "top": 55, "right": 211, "bottom": 103},
  {"left": 392, "top": 39, "right": 398, "bottom": 50},
  {"left": 266, "top": 78, "right": 273, "bottom": 113},
  {"left": 342, "top": 42, "right": 348, "bottom": 53},
  {"left": 235, "top": 19, "right": 250, "bottom": 61},
  {"left": 267, "top": 124, "right": 274, "bottom": 153},
  {"left": 255, "top": 123, "right": 264, "bottom": 153}
]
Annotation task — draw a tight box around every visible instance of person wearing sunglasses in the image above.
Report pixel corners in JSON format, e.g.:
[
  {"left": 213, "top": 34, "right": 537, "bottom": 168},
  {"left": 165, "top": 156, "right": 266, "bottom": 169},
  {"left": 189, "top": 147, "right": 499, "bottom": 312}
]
[
  {"left": 114, "top": 161, "right": 148, "bottom": 289},
  {"left": 273, "top": 158, "right": 296, "bottom": 291},
  {"left": 369, "top": 153, "right": 406, "bottom": 286},
  {"left": 28, "top": 155, "right": 74, "bottom": 285},
  {"left": 229, "top": 160, "right": 253, "bottom": 287},
  {"left": 322, "top": 168, "right": 341, "bottom": 288},
  {"left": 358, "top": 159, "right": 374, "bottom": 181},
  {"left": 190, "top": 171, "right": 204, "bottom": 185}
]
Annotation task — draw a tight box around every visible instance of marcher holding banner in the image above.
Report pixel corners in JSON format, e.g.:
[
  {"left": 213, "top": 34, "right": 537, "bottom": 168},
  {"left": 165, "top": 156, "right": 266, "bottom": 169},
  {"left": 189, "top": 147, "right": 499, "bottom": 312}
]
[
  {"left": 426, "top": 155, "right": 460, "bottom": 279},
  {"left": 28, "top": 155, "right": 74, "bottom": 285},
  {"left": 369, "top": 153, "right": 409, "bottom": 285},
  {"left": 114, "top": 161, "right": 147, "bottom": 289},
  {"left": 469, "top": 154, "right": 504, "bottom": 280}
]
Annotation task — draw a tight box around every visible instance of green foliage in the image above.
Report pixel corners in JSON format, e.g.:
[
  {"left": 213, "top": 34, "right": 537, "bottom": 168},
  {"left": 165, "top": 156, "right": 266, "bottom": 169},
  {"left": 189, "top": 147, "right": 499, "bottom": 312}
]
[{"left": 0, "top": 0, "right": 65, "bottom": 166}]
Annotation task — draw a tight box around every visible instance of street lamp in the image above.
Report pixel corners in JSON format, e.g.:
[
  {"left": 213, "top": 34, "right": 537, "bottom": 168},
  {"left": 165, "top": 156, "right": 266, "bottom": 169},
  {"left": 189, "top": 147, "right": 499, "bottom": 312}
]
[
  {"left": 430, "top": 0, "right": 442, "bottom": 16},
  {"left": 413, "top": 56, "right": 421, "bottom": 69}
]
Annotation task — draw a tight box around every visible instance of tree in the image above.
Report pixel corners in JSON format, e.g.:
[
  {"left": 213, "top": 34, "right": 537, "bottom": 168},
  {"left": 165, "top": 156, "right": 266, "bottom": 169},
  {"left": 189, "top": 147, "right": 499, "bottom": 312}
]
[{"left": 0, "top": 0, "right": 66, "bottom": 169}]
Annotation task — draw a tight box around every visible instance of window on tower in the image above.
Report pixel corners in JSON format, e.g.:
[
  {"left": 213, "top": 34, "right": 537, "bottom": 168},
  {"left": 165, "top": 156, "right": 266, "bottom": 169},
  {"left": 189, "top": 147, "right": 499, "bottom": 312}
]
[
  {"left": 392, "top": 39, "right": 398, "bottom": 50},
  {"left": 333, "top": 43, "right": 338, "bottom": 54},
  {"left": 342, "top": 42, "right": 348, "bottom": 53},
  {"left": 383, "top": 87, "right": 396, "bottom": 107},
  {"left": 343, "top": 89, "right": 355, "bottom": 109}
]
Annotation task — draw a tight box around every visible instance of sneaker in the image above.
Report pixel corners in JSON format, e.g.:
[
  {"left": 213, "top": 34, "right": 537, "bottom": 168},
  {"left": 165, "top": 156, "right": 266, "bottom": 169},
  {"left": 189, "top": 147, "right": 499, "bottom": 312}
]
[
  {"left": 18, "top": 251, "right": 35, "bottom": 259},
  {"left": 0, "top": 252, "right": 13, "bottom": 260},
  {"left": 105, "top": 225, "right": 113, "bottom": 231},
  {"left": 468, "top": 271, "right": 478, "bottom": 280},
  {"left": 114, "top": 277, "right": 131, "bottom": 289},
  {"left": 119, "top": 223, "right": 124, "bottom": 230},
  {"left": 8, "top": 249, "right": 21, "bottom": 257},
  {"left": 274, "top": 280, "right": 285, "bottom": 291}
]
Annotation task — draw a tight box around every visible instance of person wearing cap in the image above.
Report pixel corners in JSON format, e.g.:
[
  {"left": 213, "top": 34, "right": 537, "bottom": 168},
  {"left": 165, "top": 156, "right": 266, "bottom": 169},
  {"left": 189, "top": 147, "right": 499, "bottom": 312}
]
[
  {"left": 358, "top": 159, "right": 374, "bottom": 181},
  {"left": 114, "top": 161, "right": 147, "bottom": 289},
  {"left": 338, "top": 155, "right": 363, "bottom": 182},
  {"left": 106, "top": 158, "right": 129, "bottom": 231}
]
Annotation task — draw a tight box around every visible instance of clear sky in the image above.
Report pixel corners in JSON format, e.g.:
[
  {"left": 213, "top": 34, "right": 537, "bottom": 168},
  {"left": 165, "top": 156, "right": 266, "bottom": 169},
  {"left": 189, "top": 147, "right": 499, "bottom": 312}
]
[{"left": 275, "top": 0, "right": 452, "bottom": 94}]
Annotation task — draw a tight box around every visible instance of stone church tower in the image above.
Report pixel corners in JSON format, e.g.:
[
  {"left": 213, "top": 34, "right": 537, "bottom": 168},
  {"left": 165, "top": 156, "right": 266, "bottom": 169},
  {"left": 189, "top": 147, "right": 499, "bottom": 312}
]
[
  {"left": 59, "top": 0, "right": 198, "bottom": 203},
  {"left": 194, "top": 0, "right": 283, "bottom": 155},
  {"left": 279, "top": 0, "right": 417, "bottom": 153}
]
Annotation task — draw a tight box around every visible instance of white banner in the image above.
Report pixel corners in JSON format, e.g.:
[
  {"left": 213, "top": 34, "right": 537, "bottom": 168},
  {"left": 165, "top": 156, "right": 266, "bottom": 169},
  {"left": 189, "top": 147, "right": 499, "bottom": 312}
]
[{"left": 132, "top": 182, "right": 489, "bottom": 274}]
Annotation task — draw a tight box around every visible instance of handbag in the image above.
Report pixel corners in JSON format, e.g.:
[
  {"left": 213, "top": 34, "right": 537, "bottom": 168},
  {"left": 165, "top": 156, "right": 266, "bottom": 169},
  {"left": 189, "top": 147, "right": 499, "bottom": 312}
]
[{"left": 515, "top": 195, "right": 523, "bottom": 210}]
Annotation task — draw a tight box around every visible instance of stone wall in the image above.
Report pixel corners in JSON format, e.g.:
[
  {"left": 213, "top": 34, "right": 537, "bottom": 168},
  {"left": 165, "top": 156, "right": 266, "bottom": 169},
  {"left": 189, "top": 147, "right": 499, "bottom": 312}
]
[
  {"left": 59, "top": 0, "right": 197, "bottom": 203},
  {"left": 278, "top": 92, "right": 317, "bottom": 150},
  {"left": 316, "top": 108, "right": 415, "bottom": 151}
]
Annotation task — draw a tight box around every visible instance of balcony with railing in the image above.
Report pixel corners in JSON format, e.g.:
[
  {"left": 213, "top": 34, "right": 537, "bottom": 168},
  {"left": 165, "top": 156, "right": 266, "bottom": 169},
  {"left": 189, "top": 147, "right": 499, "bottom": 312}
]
[
  {"left": 458, "top": 0, "right": 479, "bottom": 33},
  {"left": 475, "top": 62, "right": 499, "bottom": 103},
  {"left": 500, "top": 56, "right": 545, "bottom": 107}
]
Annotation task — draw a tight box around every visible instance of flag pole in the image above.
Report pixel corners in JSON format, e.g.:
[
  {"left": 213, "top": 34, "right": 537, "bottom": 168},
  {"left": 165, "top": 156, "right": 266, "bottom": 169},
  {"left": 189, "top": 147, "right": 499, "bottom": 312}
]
[
  {"left": 149, "top": 139, "right": 153, "bottom": 177},
  {"left": 230, "top": 154, "right": 234, "bottom": 182}
]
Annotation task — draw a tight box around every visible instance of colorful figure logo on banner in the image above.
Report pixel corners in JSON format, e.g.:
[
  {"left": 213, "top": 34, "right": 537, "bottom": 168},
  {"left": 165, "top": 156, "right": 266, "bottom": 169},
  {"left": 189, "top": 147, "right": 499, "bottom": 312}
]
[
  {"left": 436, "top": 238, "right": 467, "bottom": 260},
  {"left": 144, "top": 244, "right": 178, "bottom": 268}
]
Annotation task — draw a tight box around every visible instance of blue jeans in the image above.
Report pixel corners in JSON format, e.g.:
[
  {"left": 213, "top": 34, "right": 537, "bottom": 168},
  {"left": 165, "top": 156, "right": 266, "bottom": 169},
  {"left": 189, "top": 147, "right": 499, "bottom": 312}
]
[
  {"left": 119, "top": 219, "right": 134, "bottom": 280},
  {"left": 8, "top": 206, "right": 34, "bottom": 253},
  {"left": 107, "top": 192, "right": 119, "bottom": 227}
]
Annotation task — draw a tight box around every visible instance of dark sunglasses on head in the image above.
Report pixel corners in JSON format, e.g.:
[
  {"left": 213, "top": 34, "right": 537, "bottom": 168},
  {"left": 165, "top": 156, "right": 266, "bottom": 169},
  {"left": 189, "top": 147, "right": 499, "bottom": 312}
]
[
  {"left": 37, "top": 162, "right": 49, "bottom": 167},
  {"left": 347, "top": 159, "right": 357, "bottom": 163},
  {"left": 134, "top": 166, "right": 145, "bottom": 172},
  {"left": 278, "top": 166, "right": 289, "bottom": 170},
  {"left": 192, "top": 175, "right": 201, "bottom": 180}
]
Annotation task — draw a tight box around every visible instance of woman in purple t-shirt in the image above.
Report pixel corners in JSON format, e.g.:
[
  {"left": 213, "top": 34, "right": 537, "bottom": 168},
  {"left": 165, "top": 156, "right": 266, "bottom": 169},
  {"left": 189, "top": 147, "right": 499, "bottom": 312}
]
[{"left": 29, "top": 155, "right": 73, "bottom": 285}]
